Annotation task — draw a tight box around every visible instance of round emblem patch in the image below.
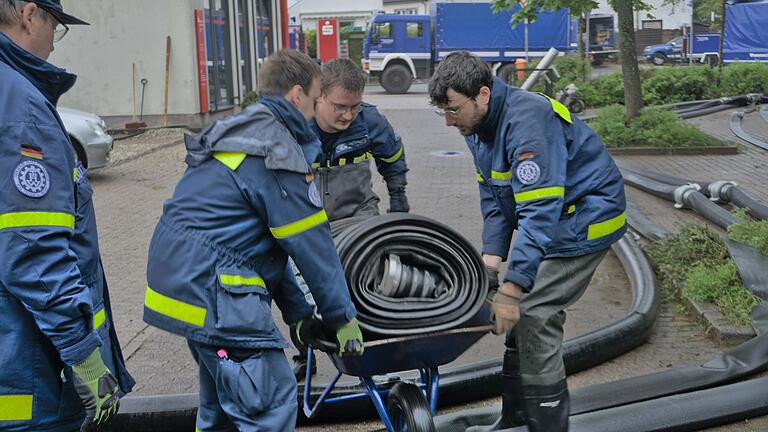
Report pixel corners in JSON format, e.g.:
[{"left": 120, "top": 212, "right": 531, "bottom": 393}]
[
  {"left": 308, "top": 181, "right": 322, "bottom": 207},
  {"left": 14, "top": 160, "right": 50, "bottom": 198},
  {"left": 516, "top": 161, "right": 541, "bottom": 185}
]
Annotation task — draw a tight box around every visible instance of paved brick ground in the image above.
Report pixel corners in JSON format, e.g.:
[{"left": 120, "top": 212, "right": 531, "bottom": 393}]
[{"left": 88, "top": 85, "right": 768, "bottom": 430}]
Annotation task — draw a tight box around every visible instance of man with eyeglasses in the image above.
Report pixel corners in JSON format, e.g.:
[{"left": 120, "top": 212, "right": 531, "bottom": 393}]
[
  {"left": 287, "top": 58, "right": 410, "bottom": 379},
  {"left": 430, "top": 52, "right": 626, "bottom": 432},
  {"left": 0, "top": 1, "right": 133, "bottom": 431}
]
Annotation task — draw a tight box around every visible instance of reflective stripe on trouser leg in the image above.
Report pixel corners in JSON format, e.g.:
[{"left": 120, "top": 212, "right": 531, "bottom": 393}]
[
  {"left": 512, "top": 249, "right": 608, "bottom": 386},
  {"left": 187, "top": 341, "right": 298, "bottom": 432}
]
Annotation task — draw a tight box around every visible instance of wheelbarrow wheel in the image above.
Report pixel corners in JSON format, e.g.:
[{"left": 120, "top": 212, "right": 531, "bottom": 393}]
[{"left": 386, "top": 382, "right": 436, "bottom": 432}]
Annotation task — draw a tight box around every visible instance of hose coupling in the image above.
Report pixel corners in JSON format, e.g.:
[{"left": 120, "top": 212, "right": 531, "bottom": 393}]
[
  {"left": 673, "top": 183, "right": 701, "bottom": 209},
  {"left": 708, "top": 180, "right": 738, "bottom": 203}
]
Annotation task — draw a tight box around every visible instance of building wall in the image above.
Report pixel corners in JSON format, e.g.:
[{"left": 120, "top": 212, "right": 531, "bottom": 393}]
[
  {"left": 382, "top": 1, "right": 428, "bottom": 15},
  {"left": 288, "top": 0, "right": 381, "bottom": 27},
  {"left": 593, "top": 0, "right": 693, "bottom": 30},
  {"left": 52, "top": 0, "right": 201, "bottom": 118}
]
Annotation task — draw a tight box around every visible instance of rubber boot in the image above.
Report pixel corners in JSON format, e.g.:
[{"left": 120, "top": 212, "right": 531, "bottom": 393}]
[
  {"left": 466, "top": 349, "right": 526, "bottom": 431},
  {"left": 522, "top": 380, "right": 571, "bottom": 432}
]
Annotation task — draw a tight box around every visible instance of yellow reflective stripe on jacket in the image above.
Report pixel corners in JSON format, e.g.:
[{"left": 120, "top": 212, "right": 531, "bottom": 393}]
[
  {"left": 476, "top": 172, "right": 485, "bottom": 183},
  {"left": 491, "top": 170, "right": 512, "bottom": 181},
  {"left": 514, "top": 186, "right": 565, "bottom": 203},
  {"left": 213, "top": 152, "right": 247, "bottom": 171},
  {"left": 94, "top": 307, "right": 106, "bottom": 330},
  {"left": 269, "top": 210, "right": 328, "bottom": 239},
  {"left": 564, "top": 204, "right": 576, "bottom": 215},
  {"left": 352, "top": 152, "right": 373, "bottom": 164},
  {"left": 539, "top": 93, "right": 573, "bottom": 124},
  {"left": 311, "top": 162, "right": 321, "bottom": 169},
  {"left": 587, "top": 211, "right": 626, "bottom": 240},
  {"left": 338, "top": 158, "right": 347, "bottom": 166},
  {"left": 380, "top": 146, "right": 403, "bottom": 163},
  {"left": 0, "top": 395, "right": 33, "bottom": 421},
  {"left": 219, "top": 274, "right": 266, "bottom": 287},
  {"left": 144, "top": 286, "right": 207, "bottom": 327},
  {"left": 73, "top": 167, "right": 77, "bottom": 182},
  {"left": 0, "top": 212, "right": 75, "bottom": 230}
]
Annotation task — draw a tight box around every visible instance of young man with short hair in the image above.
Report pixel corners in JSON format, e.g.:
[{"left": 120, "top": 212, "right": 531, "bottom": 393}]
[{"left": 143, "top": 49, "right": 364, "bottom": 432}]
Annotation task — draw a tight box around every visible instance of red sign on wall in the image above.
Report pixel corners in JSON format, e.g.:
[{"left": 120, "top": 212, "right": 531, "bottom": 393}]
[
  {"left": 317, "top": 19, "right": 339, "bottom": 64},
  {"left": 194, "top": 10, "right": 209, "bottom": 114}
]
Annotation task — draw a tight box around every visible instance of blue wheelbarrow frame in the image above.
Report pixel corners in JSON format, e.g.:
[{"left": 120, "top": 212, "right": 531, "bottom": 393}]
[{"left": 302, "top": 324, "right": 493, "bottom": 431}]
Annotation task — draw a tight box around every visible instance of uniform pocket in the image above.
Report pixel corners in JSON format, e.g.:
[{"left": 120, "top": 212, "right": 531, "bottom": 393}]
[{"left": 215, "top": 267, "right": 274, "bottom": 335}]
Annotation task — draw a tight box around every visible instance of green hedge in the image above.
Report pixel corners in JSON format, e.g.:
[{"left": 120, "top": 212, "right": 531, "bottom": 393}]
[
  {"left": 559, "top": 61, "right": 768, "bottom": 108},
  {"left": 589, "top": 105, "right": 726, "bottom": 147}
]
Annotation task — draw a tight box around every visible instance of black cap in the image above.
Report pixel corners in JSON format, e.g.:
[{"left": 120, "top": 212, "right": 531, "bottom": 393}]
[{"left": 32, "top": 0, "right": 89, "bottom": 25}]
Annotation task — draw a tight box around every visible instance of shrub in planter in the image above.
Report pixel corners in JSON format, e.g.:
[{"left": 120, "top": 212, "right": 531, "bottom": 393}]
[
  {"left": 719, "top": 62, "right": 768, "bottom": 96},
  {"left": 578, "top": 73, "right": 625, "bottom": 107},
  {"left": 590, "top": 105, "right": 725, "bottom": 147},
  {"left": 641, "top": 67, "right": 718, "bottom": 105}
]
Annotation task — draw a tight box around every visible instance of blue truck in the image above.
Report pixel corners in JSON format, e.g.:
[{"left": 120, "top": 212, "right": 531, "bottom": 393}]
[
  {"left": 363, "top": 3, "right": 582, "bottom": 93},
  {"left": 644, "top": 0, "right": 768, "bottom": 66}
]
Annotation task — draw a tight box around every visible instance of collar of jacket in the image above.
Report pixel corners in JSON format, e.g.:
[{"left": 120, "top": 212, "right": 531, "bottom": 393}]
[
  {"left": 0, "top": 32, "right": 76, "bottom": 105},
  {"left": 259, "top": 93, "right": 318, "bottom": 145},
  {"left": 311, "top": 112, "right": 368, "bottom": 146},
  {"left": 476, "top": 76, "right": 508, "bottom": 145}
]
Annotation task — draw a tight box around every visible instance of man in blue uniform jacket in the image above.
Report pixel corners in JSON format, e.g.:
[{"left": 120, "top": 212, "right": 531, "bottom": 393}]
[
  {"left": 429, "top": 52, "right": 626, "bottom": 432},
  {"left": 0, "top": 1, "right": 133, "bottom": 431},
  {"left": 289, "top": 58, "right": 410, "bottom": 379},
  {"left": 143, "top": 50, "right": 364, "bottom": 432},
  {"left": 311, "top": 58, "right": 410, "bottom": 220}
]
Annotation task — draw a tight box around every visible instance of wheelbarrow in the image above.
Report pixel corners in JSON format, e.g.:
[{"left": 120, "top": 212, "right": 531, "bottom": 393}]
[{"left": 301, "top": 323, "right": 494, "bottom": 432}]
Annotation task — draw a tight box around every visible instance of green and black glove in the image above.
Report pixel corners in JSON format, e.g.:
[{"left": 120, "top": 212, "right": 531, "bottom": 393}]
[
  {"left": 71, "top": 348, "right": 120, "bottom": 432},
  {"left": 335, "top": 318, "right": 364, "bottom": 357}
]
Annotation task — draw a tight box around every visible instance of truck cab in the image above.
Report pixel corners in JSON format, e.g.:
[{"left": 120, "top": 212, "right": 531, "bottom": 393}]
[{"left": 363, "top": 14, "right": 431, "bottom": 93}]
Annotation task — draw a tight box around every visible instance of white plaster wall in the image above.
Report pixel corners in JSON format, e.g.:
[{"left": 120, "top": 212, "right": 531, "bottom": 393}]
[{"left": 51, "top": 0, "right": 202, "bottom": 117}]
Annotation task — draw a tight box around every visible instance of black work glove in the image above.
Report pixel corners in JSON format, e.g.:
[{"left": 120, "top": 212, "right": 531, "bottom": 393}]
[
  {"left": 386, "top": 176, "right": 410, "bottom": 213},
  {"left": 293, "top": 316, "right": 334, "bottom": 353}
]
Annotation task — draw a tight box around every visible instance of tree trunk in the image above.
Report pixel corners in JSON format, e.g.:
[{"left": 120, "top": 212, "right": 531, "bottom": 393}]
[
  {"left": 578, "top": 15, "right": 588, "bottom": 81},
  {"left": 615, "top": 0, "right": 643, "bottom": 119},
  {"left": 717, "top": 0, "right": 726, "bottom": 85}
]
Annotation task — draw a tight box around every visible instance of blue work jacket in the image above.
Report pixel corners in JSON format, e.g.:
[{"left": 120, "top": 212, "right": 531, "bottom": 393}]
[
  {"left": 470, "top": 77, "right": 626, "bottom": 292},
  {"left": 0, "top": 32, "right": 133, "bottom": 432},
  {"left": 144, "top": 95, "right": 357, "bottom": 349}
]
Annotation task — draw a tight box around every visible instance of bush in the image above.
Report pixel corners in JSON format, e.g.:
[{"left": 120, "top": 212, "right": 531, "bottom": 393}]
[
  {"left": 590, "top": 105, "right": 726, "bottom": 147},
  {"left": 642, "top": 67, "right": 718, "bottom": 105},
  {"left": 553, "top": 55, "right": 592, "bottom": 83},
  {"left": 719, "top": 62, "right": 768, "bottom": 96},
  {"left": 684, "top": 261, "right": 760, "bottom": 326},
  {"left": 240, "top": 91, "right": 259, "bottom": 109},
  {"left": 578, "top": 73, "right": 625, "bottom": 107},
  {"left": 728, "top": 211, "right": 768, "bottom": 256}
]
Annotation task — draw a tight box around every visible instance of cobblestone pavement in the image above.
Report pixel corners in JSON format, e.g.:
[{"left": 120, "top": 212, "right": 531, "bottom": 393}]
[{"left": 89, "top": 86, "right": 768, "bottom": 430}]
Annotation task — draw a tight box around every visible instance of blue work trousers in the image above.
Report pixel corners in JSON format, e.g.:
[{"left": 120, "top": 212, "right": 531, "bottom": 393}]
[{"left": 187, "top": 341, "right": 297, "bottom": 432}]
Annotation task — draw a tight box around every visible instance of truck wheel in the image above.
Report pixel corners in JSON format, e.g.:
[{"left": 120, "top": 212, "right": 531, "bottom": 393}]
[
  {"left": 706, "top": 55, "right": 719, "bottom": 67},
  {"left": 387, "top": 382, "right": 436, "bottom": 432},
  {"left": 652, "top": 53, "right": 667, "bottom": 66},
  {"left": 497, "top": 63, "right": 518, "bottom": 85},
  {"left": 381, "top": 64, "right": 412, "bottom": 94}
]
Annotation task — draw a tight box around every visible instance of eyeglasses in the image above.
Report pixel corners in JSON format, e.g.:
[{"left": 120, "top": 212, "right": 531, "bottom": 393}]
[
  {"left": 52, "top": 18, "right": 69, "bottom": 43},
  {"left": 434, "top": 97, "right": 475, "bottom": 118},
  {"left": 330, "top": 102, "right": 363, "bottom": 115}
]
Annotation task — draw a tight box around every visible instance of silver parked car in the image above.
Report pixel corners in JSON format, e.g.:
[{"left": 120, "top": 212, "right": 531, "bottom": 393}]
[{"left": 58, "top": 107, "right": 113, "bottom": 169}]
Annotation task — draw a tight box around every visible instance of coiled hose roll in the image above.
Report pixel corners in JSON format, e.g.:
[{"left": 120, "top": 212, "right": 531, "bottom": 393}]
[{"left": 330, "top": 213, "right": 489, "bottom": 337}]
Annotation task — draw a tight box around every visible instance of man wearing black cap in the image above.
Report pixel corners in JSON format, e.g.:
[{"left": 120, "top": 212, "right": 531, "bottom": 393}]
[{"left": 0, "top": 2, "right": 133, "bottom": 431}]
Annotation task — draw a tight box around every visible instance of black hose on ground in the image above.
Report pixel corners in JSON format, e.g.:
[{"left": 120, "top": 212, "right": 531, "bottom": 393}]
[
  {"left": 330, "top": 213, "right": 489, "bottom": 337},
  {"left": 674, "top": 186, "right": 735, "bottom": 229},
  {"left": 477, "top": 377, "right": 768, "bottom": 432},
  {"left": 730, "top": 111, "right": 768, "bottom": 150},
  {"left": 615, "top": 161, "right": 710, "bottom": 191},
  {"left": 715, "top": 182, "right": 768, "bottom": 220},
  {"left": 108, "top": 232, "right": 659, "bottom": 430}
]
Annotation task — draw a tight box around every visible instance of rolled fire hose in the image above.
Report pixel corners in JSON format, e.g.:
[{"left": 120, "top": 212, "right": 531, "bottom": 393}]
[{"left": 330, "top": 213, "right": 489, "bottom": 336}]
